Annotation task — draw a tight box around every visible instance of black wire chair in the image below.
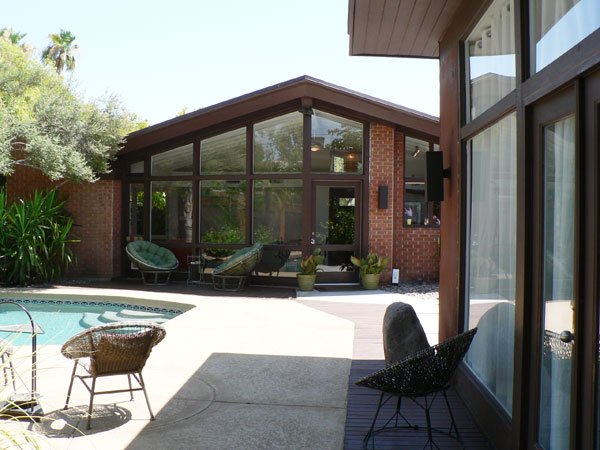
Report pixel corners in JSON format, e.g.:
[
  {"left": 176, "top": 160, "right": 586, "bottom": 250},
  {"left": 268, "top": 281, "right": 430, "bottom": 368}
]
[{"left": 356, "top": 328, "right": 477, "bottom": 449}]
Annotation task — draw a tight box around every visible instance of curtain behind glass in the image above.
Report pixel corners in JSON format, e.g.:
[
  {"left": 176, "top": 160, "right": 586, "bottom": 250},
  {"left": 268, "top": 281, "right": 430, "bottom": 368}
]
[{"left": 465, "top": 112, "right": 517, "bottom": 415}]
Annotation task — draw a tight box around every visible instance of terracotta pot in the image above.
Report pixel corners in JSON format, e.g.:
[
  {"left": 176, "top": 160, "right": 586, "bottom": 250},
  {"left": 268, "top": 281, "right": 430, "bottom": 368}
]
[
  {"left": 361, "top": 273, "right": 381, "bottom": 290},
  {"left": 297, "top": 274, "right": 316, "bottom": 291}
]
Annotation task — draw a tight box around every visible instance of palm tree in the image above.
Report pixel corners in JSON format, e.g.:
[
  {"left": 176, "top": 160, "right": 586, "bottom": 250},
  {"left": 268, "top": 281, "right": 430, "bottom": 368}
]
[
  {"left": 0, "top": 28, "right": 26, "bottom": 45},
  {"left": 41, "top": 29, "right": 78, "bottom": 76}
]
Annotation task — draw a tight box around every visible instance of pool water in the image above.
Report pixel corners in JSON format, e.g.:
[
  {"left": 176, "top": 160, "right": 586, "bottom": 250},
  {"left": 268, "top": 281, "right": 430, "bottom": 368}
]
[{"left": 0, "top": 299, "right": 182, "bottom": 345}]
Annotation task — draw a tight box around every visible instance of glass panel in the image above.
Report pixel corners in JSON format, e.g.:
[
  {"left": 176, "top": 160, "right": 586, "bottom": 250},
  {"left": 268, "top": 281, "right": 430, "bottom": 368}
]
[
  {"left": 151, "top": 143, "right": 193, "bottom": 176},
  {"left": 405, "top": 183, "right": 428, "bottom": 226},
  {"left": 128, "top": 183, "right": 144, "bottom": 239},
  {"left": 465, "top": 0, "right": 516, "bottom": 121},
  {"left": 199, "top": 180, "right": 246, "bottom": 245},
  {"left": 150, "top": 181, "right": 193, "bottom": 242},
  {"left": 315, "top": 186, "right": 356, "bottom": 245},
  {"left": 129, "top": 161, "right": 144, "bottom": 174},
  {"left": 538, "top": 115, "right": 575, "bottom": 450},
  {"left": 253, "top": 180, "right": 302, "bottom": 244},
  {"left": 254, "top": 112, "right": 303, "bottom": 173},
  {"left": 464, "top": 112, "right": 517, "bottom": 415},
  {"left": 405, "top": 137, "right": 428, "bottom": 178},
  {"left": 311, "top": 110, "right": 363, "bottom": 173},
  {"left": 317, "top": 250, "right": 355, "bottom": 273},
  {"left": 201, "top": 127, "right": 246, "bottom": 174},
  {"left": 531, "top": 0, "right": 600, "bottom": 73}
]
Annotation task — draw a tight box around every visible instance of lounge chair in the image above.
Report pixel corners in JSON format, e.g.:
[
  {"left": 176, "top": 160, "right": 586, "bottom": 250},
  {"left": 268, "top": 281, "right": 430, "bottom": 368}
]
[
  {"left": 126, "top": 241, "right": 179, "bottom": 285},
  {"left": 61, "top": 321, "right": 166, "bottom": 429},
  {"left": 211, "top": 243, "right": 263, "bottom": 291}
]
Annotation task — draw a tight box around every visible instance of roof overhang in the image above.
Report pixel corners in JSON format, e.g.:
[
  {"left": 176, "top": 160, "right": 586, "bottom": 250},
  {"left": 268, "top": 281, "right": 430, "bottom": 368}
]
[
  {"left": 121, "top": 76, "right": 439, "bottom": 155},
  {"left": 347, "top": 0, "right": 463, "bottom": 58}
]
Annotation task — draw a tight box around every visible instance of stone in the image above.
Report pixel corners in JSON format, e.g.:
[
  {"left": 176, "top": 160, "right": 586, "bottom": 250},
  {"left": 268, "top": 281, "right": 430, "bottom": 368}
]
[{"left": 383, "top": 302, "right": 430, "bottom": 366}]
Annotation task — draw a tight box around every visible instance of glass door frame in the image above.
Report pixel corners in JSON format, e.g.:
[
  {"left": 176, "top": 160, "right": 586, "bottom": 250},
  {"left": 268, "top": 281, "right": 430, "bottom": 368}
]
[{"left": 309, "top": 180, "right": 362, "bottom": 284}]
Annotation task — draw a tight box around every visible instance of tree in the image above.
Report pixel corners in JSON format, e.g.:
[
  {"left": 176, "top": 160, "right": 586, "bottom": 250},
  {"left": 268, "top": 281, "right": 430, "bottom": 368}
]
[
  {"left": 0, "top": 39, "right": 145, "bottom": 183},
  {"left": 0, "top": 28, "right": 26, "bottom": 45},
  {"left": 41, "top": 29, "right": 78, "bottom": 76}
]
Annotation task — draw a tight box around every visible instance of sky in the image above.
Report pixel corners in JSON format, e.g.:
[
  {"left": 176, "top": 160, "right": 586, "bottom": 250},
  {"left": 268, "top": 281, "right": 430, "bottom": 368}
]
[{"left": 4, "top": 0, "right": 440, "bottom": 126}]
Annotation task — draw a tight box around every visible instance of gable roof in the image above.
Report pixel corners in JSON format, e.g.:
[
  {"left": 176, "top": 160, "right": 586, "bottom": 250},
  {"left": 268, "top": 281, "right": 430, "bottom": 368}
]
[{"left": 121, "top": 75, "right": 438, "bottom": 155}]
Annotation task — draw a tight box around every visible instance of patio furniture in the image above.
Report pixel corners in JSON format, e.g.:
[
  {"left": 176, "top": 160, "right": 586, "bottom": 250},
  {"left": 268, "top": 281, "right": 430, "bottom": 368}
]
[
  {"left": 253, "top": 244, "right": 291, "bottom": 276},
  {"left": 211, "top": 243, "right": 263, "bottom": 291},
  {"left": 187, "top": 254, "right": 206, "bottom": 286},
  {"left": 0, "top": 338, "right": 16, "bottom": 392},
  {"left": 61, "top": 321, "right": 166, "bottom": 429},
  {"left": 356, "top": 328, "right": 477, "bottom": 449},
  {"left": 126, "top": 241, "right": 179, "bottom": 285}
]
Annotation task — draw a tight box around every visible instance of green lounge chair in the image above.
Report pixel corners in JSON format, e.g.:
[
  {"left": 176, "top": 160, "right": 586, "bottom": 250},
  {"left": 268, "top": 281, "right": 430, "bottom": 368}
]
[
  {"left": 211, "top": 243, "right": 263, "bottom": 291},
  {"left": 125, "top": 241, "right": 179, "bottom": 285}
]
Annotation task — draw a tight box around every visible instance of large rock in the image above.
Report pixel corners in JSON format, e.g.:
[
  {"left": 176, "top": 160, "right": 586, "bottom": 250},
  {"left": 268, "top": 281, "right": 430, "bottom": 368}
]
[{"left": 383, "top": 302, "right": 430, "bottom": 366}]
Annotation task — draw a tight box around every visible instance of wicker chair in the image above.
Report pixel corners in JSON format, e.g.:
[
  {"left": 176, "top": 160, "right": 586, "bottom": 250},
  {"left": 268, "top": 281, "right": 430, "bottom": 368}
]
[
  {"left": 211, "top": 243, "right": 263, "bottom": 291},
  {"left": 61, "top": 322, "right": 166, "bottom": 429},
  {"left": 125, "top": 241, "right": 179, "bottom": 285},
  {"left": 356, "top": 328, "right": 477, "bottom": 449}
]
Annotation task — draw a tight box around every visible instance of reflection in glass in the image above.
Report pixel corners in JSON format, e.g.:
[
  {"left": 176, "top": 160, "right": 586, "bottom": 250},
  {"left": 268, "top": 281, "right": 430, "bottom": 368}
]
[
  {"left": 538, "top": 116, "right": 575, "bottom": 450},
  {"left": 465, "top": 0, "right": 516, "bottom": 120},
  {"left": 315, "top": 186, "right": 356, "bottom": 245},
  {"left": 254, "top": 112, "right": 303, "bottom": 173},
  {"left": 128, "top": 184, "right": 144, "bottom": 238},
  {"left": 201, "top": 128, "right": 246, "bottom": 174},
  {"left": 404, "top": 183, "right": 428, "bottom": 226},
  {"left": 464, "top": 112, "right": 517, "bottom": 415},
  {"left": 316, "top": 250, "right": 355, "bottom": 273},
  {"left": 311, "top": 110, "right": 363, "bottom": 173},
  {"left": 129, "top": 161, "right": 144, "bottom": 174},
  {"left": 150, "top": 181, "right": 193, "bottom": 242},
  {"left": 253, "top": 180, "right": 302, "bottom": 244},
  {"left": 405, "top": 137, "right": 428, "bottom": 178},
  {"left": 199, "top": 181, "right": 246, "bottom": 252},
  {"left": 151, "top": 143, "right": 193, "bottom": 176},
  {"left": 531, "top": 0, "right": 600, "bottom": 73}
]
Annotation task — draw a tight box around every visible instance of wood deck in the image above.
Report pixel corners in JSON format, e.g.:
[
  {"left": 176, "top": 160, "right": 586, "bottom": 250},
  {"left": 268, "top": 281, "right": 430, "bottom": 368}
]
[{"left": 296, "top": 299, "right": 491, "bottom": 450}]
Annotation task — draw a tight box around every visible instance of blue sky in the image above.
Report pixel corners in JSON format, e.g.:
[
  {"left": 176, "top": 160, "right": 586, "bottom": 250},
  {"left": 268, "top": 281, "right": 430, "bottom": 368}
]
[{"left": 4, "top": 0, "right": 440, "bottom": 125}]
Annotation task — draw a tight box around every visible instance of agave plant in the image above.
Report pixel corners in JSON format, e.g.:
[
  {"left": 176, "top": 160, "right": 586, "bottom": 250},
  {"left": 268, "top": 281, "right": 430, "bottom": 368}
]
[
  {"left": 299, "top": 248, "right": 325, "bottom": 275},
  {"left": 350, "top": 253, "right": 389, "bottom": 276}
]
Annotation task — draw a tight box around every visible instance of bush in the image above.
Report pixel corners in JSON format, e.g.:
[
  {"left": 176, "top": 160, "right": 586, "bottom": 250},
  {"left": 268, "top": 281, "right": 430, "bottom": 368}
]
[
  {"left": 0, "top": 189, "right": 78, "bottom": 285},
  {"left": 201, "top": 224, "right": 244, "bottom": 258}
]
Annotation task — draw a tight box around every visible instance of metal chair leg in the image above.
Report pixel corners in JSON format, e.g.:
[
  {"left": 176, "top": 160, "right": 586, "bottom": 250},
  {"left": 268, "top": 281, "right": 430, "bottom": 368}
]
[
  {"left": 137, "top": 372, "right": 155, "bottom": 420},
  {"left": 128, "top": 374, "right": 134, "bottom": 400},
  {"left": 442, "top": 389, "right": 463, "bottom": 444},
  {"left": 87, "top": 377, "right": 96, "bottom": 430},
  {"left": 363, "top": 391, "right": 385, "bottom": 448},
  {"left": 64, "top": 361, "right": 78, "bottom": 410}
]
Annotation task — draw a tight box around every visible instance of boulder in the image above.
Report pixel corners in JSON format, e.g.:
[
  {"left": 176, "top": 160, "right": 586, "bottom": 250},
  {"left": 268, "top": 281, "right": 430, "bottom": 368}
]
[{"left": 383, "top": 302, "right": 430, "bottom": 366}]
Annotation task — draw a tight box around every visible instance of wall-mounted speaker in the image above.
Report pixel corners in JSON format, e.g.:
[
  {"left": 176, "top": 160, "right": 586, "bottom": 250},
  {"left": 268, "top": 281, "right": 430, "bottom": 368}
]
[
  {"left": 378, "top": 185, "right": 388, "bottom": 209},
  {"left": 426, "top": 151, "right": 445, "bottom": 202}
]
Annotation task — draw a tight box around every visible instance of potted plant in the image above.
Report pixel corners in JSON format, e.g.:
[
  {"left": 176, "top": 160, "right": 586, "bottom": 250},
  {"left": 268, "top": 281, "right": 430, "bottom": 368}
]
[
  {"left": 351, "top": 253, "right": 389, "bottom": 290},
  {"left": 297, "top": 248, "right": 324, "bottom": 291}
]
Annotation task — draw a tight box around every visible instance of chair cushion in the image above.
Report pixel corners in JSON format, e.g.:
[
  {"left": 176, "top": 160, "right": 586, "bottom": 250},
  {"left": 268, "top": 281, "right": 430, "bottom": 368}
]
[
  {"left": 213, "top": 243, "right": 263, "bottom": 276},
  {"left": 126, "top": 241, "right": 179, "bottom": 271}
]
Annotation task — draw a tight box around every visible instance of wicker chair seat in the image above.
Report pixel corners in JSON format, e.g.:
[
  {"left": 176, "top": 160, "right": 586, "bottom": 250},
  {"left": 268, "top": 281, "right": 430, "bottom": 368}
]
[{"left": 212, "top": 243, "right": 263, "bottom": 276}]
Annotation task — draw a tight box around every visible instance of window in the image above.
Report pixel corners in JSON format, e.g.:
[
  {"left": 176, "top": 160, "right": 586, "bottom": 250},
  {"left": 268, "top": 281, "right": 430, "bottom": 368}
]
[
  {"left": 311, "top": 110, "right": 363, "bottom": 173},
  {"left": 530, "top": 0, "right": 600, "bottom": 73},
  {"left": 404, "top": 137, "right": 441, "bottom": 226},
  {"left": 129, "top": 161, "right": 144, "bottom": 175},
  {"left": 253, "top": 112, "right": 303, "bottom": 173},
  {"left": 465, "top": 0, "right": 516, "bottom": 121},
  {"left": 150, "top": 181, "right": 193, "bottom": 242},
  {"left": 464, "top": 112, "right": 517, "bottom": 415},
  {"left": 151, "top": 143, "right": 193, "bottom": 176},
  {"left": 128, "top": 184, "right": 144, "bottom": 239},
  {"left": 199, "top": 180, "right": 246, "bottom": 244},
  {"left": 253, "top": 179, "right": 303, "bottom": 244},
  {"left": 201, "top": 128, "right": 246, "bottom": 174}
]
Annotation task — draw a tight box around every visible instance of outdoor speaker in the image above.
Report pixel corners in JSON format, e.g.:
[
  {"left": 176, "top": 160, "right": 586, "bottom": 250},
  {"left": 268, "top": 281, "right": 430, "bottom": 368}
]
[
  {"left": 426, "top": 151, "right": 444, "bottom": 202},
  {"left": 378, "top": 185, "right": 388, "bottom": 209}
]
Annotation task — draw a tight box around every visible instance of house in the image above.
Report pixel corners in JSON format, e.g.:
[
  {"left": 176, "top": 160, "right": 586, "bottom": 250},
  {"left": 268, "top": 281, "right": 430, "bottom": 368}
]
[
  {"left": 349, "top": 0, "right": 600, "bottom": 447},
  {"left": 7, "top": 76, "right": 441, "bottom": 285}
]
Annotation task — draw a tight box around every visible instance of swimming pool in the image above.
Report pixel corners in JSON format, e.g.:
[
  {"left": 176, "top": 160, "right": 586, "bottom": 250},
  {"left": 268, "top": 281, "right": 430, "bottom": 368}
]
[{"left": 0, "top": 299, "right": 183, "bottom": 345}]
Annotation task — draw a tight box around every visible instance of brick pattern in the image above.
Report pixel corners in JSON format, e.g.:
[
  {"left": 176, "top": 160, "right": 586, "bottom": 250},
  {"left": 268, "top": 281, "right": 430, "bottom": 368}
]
[
  {"left": 368, "top": 125, "right": 440, "bottom": 282},
  {"left": 6, "top": 165, "right": 122, "bottom": 280}
]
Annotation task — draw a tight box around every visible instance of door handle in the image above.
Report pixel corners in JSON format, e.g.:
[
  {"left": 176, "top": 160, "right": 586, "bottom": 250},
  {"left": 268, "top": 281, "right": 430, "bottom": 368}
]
[
  {"left": 559, "top": 330, "right": 574, "bottom": 343},
  {"left": 310, "top": 238, "right": 316, "bottom": 245}
]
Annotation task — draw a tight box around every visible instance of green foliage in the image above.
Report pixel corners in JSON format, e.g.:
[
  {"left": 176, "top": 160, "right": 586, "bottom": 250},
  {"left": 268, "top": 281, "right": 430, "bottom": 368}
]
[
  {"left": 41, "top": 29, "right": 78, "bottom": 75},
  {"left": 202, "top": 224, "right": 244, "bottom": 258},
  {"left": 0, "top": 189, "right": 78, "bottom": 285},
  {"left": 136, "top": 190, "right": 166, "bottom": 210},
  {"left": 350, "top": 253, "right": 389, "bottom": 276},
  {"left": 0, "top": 39, "right": 146, "bottom": 182},
  {"left": 253, "top": 225, "right": 276, "bottom": 244},
  {"left": 299, "top": 248, "right": 325, "bottom": 275}
]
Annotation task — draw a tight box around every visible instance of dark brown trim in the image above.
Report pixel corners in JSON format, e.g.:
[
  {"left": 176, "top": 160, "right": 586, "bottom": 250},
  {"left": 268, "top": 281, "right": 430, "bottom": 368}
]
[{"left": 459, "top": 92, "right": 517, "bottom": 141}]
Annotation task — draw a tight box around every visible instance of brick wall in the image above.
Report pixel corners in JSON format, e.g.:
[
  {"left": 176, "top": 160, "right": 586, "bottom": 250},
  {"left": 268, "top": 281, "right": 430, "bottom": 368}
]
[
  {"left": 368, "top": 125, "right": 440, "bottom": 282},
  {"left": 6, "top": 165, "right": 122, "bottom": 280}
]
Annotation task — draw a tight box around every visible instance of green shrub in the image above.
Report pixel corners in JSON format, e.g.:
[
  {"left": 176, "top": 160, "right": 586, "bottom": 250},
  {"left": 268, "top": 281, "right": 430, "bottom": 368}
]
[
  {"left": 201, "top": 224, "right": 244, "bottom": 258},
  {"left": 0, "top": 189, "right": 78, "bottom": 285}
]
